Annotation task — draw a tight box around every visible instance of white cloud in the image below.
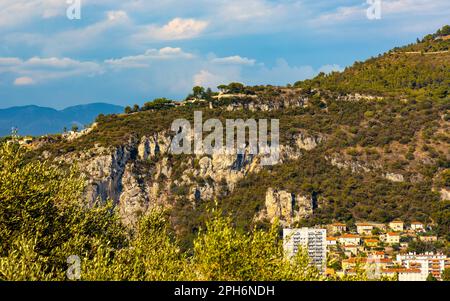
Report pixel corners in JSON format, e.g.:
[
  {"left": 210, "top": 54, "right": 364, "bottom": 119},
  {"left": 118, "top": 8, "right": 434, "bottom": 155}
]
[
  {"left": 193, "top": 69, "right": 241, "bottom": 89},
  {"left": 1, "top": 56, "right": 102, "bottom": 84},
  {"left": 318, "top": 64, "right": 344, "bottom": 74},
  {"left": 311, "top": 0, "right": 450, "bottom": 25},
  {"left": 242, "top": 59, "right": 344, "bottom": 87},
  {"left": 105, "top": 47, "right": 195, "bottom": 69},
  {"left": 211, "top": 55, "right": 256, "bottom": 66},
  {"left": 0, "top": 0, "right": 67, "bottom": 29},
  {"left": 7, "top": 9, "right": 131, "bottom": 56},
  {"left": 134, "top": 18, "right": 208, "bottom": 41},
  {"left": 217, "top": 0, "right": 274, "bottom": 21},
  {"left": 106, "top": 10, "right": 128, "bottom": 21},
  {"left": 14, "top": 76, "right": 34, "bottom": 86}
]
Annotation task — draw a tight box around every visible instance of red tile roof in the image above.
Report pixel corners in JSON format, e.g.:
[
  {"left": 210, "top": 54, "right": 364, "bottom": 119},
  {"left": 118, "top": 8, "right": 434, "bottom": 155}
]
[{"left": 340, "top": 234, "right": 360, "bottom": 238}]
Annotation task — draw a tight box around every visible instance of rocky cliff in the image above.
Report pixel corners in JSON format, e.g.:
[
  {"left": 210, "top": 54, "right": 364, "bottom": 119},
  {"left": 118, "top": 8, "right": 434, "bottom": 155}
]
[{"left": 50, "top": 106, "right": 328, "bottom": 227}]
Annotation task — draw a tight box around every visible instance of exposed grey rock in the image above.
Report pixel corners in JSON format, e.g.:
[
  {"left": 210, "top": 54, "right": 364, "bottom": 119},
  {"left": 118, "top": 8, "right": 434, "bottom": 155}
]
[
  {"left": 53, "top": 125, "right": 325, "bottom": 228},
  {"left": 119, "top": 163, "right": 148, "bottom": 227},
  {"left": 384, "top": 173, "right": 405, "bottom": 183},
  {"left": 260, "top": 187, "right": 314, "bottom": 226},
  {"left": 441, "top": 188, "right": 450, "bottom": 201}
]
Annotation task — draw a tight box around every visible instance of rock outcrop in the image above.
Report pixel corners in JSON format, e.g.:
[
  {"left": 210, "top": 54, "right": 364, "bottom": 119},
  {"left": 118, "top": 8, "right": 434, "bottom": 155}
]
[
  {"left": 52, "top": 123, "right": 325, "bottom": 228},
  {"left": 260, "top": 187, "right": 314, "bottom": 226},
  {"left": 441, "top": 188, "right": 450, "bottom": 201}
]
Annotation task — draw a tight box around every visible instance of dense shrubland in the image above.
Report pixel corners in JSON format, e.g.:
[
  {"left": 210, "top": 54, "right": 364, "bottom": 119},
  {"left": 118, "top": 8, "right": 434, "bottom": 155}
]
[
  {"left": 7, "top": 27, "right": 449, "bottom": 279},
  {"left": 0, "top": 143, "right": 329, "bottom": 281},
  {"left": 295, "top": 26, "right": 450, "bottom": 100}
]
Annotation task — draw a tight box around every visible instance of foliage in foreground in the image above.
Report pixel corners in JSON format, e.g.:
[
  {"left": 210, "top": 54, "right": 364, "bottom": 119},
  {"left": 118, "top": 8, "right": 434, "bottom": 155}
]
[{"left": 0, "top": 143, "right": 329, "bottom": 281}]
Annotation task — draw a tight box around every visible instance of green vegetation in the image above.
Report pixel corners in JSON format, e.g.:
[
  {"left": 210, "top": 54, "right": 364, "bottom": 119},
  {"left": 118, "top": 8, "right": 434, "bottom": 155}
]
[
  {"left": 4, "top": 27, "right": 449, "bottom": 280},
  {"left": 0, "top": 143, "right": 326, "bottom": 280},
  {"left": 295, "top": 26, "right": 450, "bottom": 100},
  {"left": 442, "top": 268, "right": 450, "bottom": 281}
]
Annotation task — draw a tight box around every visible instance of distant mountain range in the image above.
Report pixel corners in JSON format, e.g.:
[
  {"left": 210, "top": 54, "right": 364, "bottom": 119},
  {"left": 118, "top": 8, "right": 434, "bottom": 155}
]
[{"left": 0, "top": 103, "right": 124, "bottom": 136}]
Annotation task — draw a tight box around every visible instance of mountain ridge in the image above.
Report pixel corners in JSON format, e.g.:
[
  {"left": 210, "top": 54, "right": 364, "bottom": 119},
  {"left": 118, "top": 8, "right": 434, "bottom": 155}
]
[
  {"left": 0, "top": 102, "right": 124, "bottom": 136},
  {"left": 23, "top": 26, "right": 450, "bottom": 248}
]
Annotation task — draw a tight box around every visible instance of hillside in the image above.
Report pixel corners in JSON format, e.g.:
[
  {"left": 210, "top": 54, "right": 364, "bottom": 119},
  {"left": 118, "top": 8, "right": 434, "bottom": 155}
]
[
  {"left": 295, "top": 26, "right": 450, "bottom": 100},
  {"left": 26, "top": 27, "right": 450, "bottom": 250},
  {"left": 0, "top": 103, "right": 124, "bottom": 136}
]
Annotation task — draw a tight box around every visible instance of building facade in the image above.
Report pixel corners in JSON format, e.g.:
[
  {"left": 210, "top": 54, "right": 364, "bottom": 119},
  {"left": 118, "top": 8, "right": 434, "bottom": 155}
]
[
  {"left": 396, "top": 253, "right": 450, "bottom": 281},
  {"left": 283, "top": 228, "right": 327, "bottom": 272},
  {"left": 389, "top": 220, "right": 404, "bottom": 232}
]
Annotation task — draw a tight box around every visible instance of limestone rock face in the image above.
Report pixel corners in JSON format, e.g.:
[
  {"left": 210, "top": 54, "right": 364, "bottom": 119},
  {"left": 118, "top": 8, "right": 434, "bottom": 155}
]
[
  {"left": 441, "top": 188, "right": 450, "bottom": 201},
  {"left": 384, "top": 173, "right": 405, "bottom": 183},
  {"left": 138, "top": 132, "right": 171, "bottom": 160},
  {"left": 294, "top": 131, "right": 324, "bottom": 151},
  {"left": 328, "top": 154, "right": 408, "bottom": 183},
  {"left": 263, "top": 187, "right": 314, "bottom": 226},
  {"left": 119, "top": 163, "right": 148, "bottom": 227},
  {"left": 328, "top": 156, "right": 371, "bottom": 173},
  {"left": 224, "top": 95, "right": 308, "bottom": 112},
  {"left": 53, "top": 125, "right": 325, "bottom": 229},
  {"left": 82, "top": 144, "right": 134, "bottom": 205}
]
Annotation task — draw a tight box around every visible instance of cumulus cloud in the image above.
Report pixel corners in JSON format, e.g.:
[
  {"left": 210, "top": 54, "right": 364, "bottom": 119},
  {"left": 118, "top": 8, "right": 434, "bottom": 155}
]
[
  {"left": 0, "top": 0, "right": 67, "bottom": 29},
  {"left": 211, "top": 56, "right": 256, "bottom": 66},
  {"left": 1, "top": 56, "right": 102, "bottom": 85},
  {"left": 105, "top": 47, "right": 195, "bottom": 69},
  {"left": 134, "top": 18, "right": 208, "bottom": 41},
  {"left": 311, "top": 0, "right": 450, "bottom": 25},
  {"left": 193, "top": 69, "right": 241, "bottom": 89},
  {"left": 14, "top": 76, "right": 34, "bottom": 86},
  {"left": 318, "top": 64, "right": 344, "bottom": 74}
]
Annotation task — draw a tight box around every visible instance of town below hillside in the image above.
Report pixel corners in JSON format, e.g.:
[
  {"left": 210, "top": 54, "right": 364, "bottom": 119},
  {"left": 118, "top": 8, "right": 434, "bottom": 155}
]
[{"left": 285, "top": 219, "right": 449, "bottom": 281}]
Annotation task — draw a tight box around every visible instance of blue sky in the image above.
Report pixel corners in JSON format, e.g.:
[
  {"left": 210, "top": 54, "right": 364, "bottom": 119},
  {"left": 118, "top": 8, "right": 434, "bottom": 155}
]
[{"left": 0, "top": 0, "right": 449, "bottom": 109}]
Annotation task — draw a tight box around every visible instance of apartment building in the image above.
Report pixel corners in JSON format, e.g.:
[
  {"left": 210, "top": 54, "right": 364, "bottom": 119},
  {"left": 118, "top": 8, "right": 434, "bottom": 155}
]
[
  {"left": 283, "top": 228, "right": 327, "bottom": 272},
  {"left": 396, "top": 253, "right": 450, "bottom": 280}
]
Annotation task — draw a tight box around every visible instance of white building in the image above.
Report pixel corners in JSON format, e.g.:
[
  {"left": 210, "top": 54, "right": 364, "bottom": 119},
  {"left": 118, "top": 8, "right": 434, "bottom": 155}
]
[
  {"left": 338, "top": 234, "right": 361, "bottom": 245},
  {"left": 389, "top": 220, "right": 404, "bottom": 232},
  {"left": 283, "top": 228, "right": 327, "bottom": 272},
  {"left": 381, "top": 268, "right": 423, "bottom": 281},
  {"left": 396, "top": 253, "right": 450, "bottom": 281},
  {"left": 326, "top": 237, "right": 337, "bottom": 247},
  {"left": 410, "top": 222, "right": 425, "bottom": 232},
  {"left": 386, "top": 232, "right": 400, "bottom": 244},
  {"left": 355, "top": 223, "right": 374, "bottom": 235}
]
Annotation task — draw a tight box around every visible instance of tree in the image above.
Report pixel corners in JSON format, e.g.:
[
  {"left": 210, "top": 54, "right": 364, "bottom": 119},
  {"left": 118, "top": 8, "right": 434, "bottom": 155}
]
[
  {"left": 124, "top": 106, "right": 132, "bottom": 114},
  {"left": 227, "top": 82, "right": 245, "bottom": 94},
  {"left": 191, "top": 210, "right": 321, "bottom": 281},
  {"left": 438, "top": 25, "right": 450, "bottom": 36},
  {"left": 0, "top": 143, "right": 125, "bottom": 280},
  {"left": 217, "top": 84, "right": 229, "bottom": 93},
  {"left": 204, "top": 87, "right": 213, "bottom": 101},
  {"left": 192, "top": 86, "right": 205, "bottom": 99},
  {"left": 142, "top": 98, "right": 173, "bottom": 111},
  {"left": 71, "top": 124, "right": 79, "bottom": 132},
  {"left": 133, "top": 104, "right": 140, "bottom": 112}
]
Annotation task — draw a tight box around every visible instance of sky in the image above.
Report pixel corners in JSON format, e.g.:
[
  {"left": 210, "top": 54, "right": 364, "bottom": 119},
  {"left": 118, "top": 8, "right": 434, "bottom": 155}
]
[{"left": 0, "top": 0, "right": 449, "bottom": 109}]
